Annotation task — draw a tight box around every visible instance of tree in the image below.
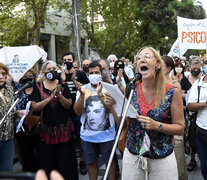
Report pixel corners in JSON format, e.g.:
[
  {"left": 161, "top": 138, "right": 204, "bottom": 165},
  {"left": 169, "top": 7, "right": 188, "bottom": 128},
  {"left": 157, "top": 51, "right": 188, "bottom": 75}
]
[
  {"left": 81, "top": 0, "right": 139, "bottom": 59},
  {"left": 0, "top": 0, "right": 70, "bottom": 46},
  {"left": 81, "top": 0, "right": 206, "bottom": 59},
  {"left": 72, "top": 0, "right": 81, "bottom": 64}
]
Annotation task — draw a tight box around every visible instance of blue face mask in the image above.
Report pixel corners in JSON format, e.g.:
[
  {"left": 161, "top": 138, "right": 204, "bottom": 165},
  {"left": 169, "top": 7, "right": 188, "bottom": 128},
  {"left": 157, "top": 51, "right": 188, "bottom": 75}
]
[
  {"left": 204, "top": 65, "right": 207, "bottom": 74},
  {"left": 88, "top": 74, "right": 101, "bottom": 85}
]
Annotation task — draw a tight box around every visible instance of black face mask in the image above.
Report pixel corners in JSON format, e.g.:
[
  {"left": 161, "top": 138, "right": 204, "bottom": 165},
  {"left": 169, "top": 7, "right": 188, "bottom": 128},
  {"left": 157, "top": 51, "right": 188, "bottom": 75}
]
[
  {"left": 22, "top": 78, "right": 33, "bottom": 84},
  {"left": 191, "top": 69, "right": 201, "bottom": 77},
  {"left": 64, "top": 62, "right": 73, "bottom": 70},
  {"left": 115, "top": 64, "right": 124, "bottom": 71},
  {"left": 45, "top": 70, "right": 58, "bottom": 81},
  {"left": 82, "top": 66, "right": 89, "bottom": 73}
]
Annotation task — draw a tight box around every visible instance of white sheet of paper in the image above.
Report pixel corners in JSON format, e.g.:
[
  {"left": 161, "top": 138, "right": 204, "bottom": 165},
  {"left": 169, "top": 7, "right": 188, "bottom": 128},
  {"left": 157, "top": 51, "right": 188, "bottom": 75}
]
[
  {"left": 16, "top": 101, "right": 31, "bottom": 133},
  {"left": 102, "top": 82, "right": 138, "bottom": 118}
]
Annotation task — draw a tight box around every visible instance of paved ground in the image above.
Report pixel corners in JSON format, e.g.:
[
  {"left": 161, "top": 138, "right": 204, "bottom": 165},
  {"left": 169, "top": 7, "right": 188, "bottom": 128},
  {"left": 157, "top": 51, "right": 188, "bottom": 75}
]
[{"left": 11, "top": 149, "right": 204, "bottom": 180}]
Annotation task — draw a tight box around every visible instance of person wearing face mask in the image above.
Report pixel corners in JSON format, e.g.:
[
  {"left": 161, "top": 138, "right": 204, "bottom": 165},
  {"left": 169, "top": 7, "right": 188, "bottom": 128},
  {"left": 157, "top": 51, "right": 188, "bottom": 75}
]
[
  {"left": 202, "top": 55, "right": 207, "bottom": 75},
  {"left": 107, "top": 54, "right": 117, "bottom": 73},
  {"left": 181, "top": 58, "right": 202, "bottom": 100},
  {"left": 15, "top": 69, "right": 37, "bottom": 172},
  {"left": 29, "top": 61, "right": 78, "bottom": 180},
  {"left": 181, "top": 57, "right": 202, "bottom": 172},
  {"left": 74, "top": 62, "right": 119, "bottom": 180},
  {"left": 171, "top": 62, "right": 185, "bottom": 83},
  {"left": 162, "top": 56, "right": 188, "bottom": 180},
  {"left": 82, "top": 59, "right": 91, "bottom": 74},
  {"left": 99, "top": 59, "right": 121, "bottom": 178},
  {"left": 99, "top": 59, "right": 113, "bottom": 84},
  {"left": 107, "top": 54, "right": 134, "bottom": 80},
  {"left": 112, "top": 59, "right": 130, "bottom": 87},
  {"left": 61, "top": 52, "right": 89, "bottom": 175}
]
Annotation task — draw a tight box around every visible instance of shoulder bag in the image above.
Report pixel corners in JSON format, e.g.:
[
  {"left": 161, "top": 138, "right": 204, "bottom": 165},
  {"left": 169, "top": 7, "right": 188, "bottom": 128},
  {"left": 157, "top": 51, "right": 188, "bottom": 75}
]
[{"left": 24, "top": 81, "right": 43, "bottom": 135}]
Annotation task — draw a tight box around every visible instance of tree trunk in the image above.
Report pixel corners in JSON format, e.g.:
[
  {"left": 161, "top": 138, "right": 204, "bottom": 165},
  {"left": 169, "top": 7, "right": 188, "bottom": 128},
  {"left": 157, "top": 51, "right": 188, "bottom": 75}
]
[{"left": 72, "top": 0, "right": 81, "bottom": 65}]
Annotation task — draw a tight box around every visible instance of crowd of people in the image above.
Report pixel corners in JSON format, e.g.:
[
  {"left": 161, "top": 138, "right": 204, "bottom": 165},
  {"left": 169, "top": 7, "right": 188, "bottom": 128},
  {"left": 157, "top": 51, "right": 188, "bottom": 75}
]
[{"left": 0, "top": 47, "right": 207, "bottom": 180}]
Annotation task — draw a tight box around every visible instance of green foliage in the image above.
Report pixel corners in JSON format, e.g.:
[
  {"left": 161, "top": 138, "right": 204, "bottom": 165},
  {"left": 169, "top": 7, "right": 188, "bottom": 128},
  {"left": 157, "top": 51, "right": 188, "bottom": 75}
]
[
  {"left": 81, "top": 0, "right": 206, "bottom": 60},
  {"left": 0, "top": 0, "right": 70, "bottom": 46}
]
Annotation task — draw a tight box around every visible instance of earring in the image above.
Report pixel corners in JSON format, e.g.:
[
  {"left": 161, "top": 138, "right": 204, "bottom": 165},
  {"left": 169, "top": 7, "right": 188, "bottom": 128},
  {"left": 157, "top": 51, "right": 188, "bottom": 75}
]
[{"left": 155, "top": 67, "right": 160, "bottom": 72}]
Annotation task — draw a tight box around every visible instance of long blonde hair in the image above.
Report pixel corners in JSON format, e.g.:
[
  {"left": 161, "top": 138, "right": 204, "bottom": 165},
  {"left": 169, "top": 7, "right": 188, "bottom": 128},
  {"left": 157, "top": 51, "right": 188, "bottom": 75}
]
[{"left": 137, "top": 47, "right": 167, "bottom": 108}]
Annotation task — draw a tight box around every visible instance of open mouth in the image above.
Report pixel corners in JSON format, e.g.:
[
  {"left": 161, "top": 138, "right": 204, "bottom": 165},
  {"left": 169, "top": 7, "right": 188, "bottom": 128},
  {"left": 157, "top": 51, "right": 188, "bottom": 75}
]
[{"left": 140, "top": 65, "right": 149, "bottom": 72}]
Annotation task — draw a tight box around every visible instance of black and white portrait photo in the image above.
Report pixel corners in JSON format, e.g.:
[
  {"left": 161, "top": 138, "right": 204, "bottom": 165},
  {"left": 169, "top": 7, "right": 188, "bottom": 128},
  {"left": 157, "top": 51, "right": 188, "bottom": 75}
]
[
  {"left": 12, "top": 54, "right": 19, "bottom": 63},
  {"left": 84, "top": 95, "right": 110, "bottom": 131}
]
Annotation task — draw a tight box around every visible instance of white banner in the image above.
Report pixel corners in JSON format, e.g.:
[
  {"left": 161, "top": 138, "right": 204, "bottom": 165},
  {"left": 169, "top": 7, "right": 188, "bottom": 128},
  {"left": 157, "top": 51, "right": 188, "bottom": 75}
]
[
  {"left": 177, "top": 16, "right": 207, "bottom": 50},
  {"left": 168, "top": 38, "right": 187, "bottom": 58},
  {"left": 0, "top": 45, "right": 47, "bottom": 82}
]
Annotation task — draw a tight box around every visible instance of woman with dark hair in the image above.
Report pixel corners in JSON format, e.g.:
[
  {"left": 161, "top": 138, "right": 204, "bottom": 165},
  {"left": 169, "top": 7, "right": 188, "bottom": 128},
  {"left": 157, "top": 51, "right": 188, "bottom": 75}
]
[
  {"left": 112, "top": 59, "right": 130, "bottom": 87},
  {"left": 15, "top": 69, "right": 37, "bottom": 172},
  {"left": 162, "top": 56, "right": 188, "bottom": 180},
  {"left": 171, "top": 61, "right": 185, "bottom": 83}
]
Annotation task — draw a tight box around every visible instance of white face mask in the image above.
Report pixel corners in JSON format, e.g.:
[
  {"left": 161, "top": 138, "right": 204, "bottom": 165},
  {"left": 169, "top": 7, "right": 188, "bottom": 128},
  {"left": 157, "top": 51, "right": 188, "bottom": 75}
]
[
  {"left": 109, "top": 62, "right": 115, "bottom": 68},
  {"left": 88, "top": 74, "right": 102, "bottom": 85},
  {"left": 175, "top": 67, "right": 183, "bottom": 73}
]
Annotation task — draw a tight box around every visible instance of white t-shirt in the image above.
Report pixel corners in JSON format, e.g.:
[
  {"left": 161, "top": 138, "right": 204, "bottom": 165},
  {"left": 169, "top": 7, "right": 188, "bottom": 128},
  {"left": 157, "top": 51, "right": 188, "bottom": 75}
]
[
  {"left": 188, "top": 75, "right": 207, "bottom": 130},
  {"left": 76, "top": 83, "right": 116, "bottom": 143},
  {"left": 124, "top": 66, "right": 134, "bottom": 79}
]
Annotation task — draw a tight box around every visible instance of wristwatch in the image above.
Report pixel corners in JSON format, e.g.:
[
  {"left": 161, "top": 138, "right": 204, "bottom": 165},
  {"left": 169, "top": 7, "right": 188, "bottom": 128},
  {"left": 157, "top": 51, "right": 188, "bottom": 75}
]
[{"left": 157, "top": 123, "right": 163, "bottom": 131}]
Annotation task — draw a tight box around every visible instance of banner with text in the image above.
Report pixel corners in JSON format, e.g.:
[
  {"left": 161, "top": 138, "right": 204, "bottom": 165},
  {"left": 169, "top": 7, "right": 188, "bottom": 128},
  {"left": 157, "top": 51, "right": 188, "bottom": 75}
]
[
  {"left": 177, "top": 16, "right": 207, "bottom": 50},
  {"left": 168, "top": 38, "right": 187, "bottom": 58},
  {"left": 0, "top": 45, "right": 47, "bottom": 82}
]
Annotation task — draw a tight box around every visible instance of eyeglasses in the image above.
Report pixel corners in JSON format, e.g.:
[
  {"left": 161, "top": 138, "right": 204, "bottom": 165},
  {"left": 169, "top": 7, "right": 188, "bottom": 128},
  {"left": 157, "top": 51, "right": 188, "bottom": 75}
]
[
  {"left": 136, "top": 53, "right": 154, "bottom": 61},
  {"left": 203, "top": 61, "right": 207, "bottom": 65}
]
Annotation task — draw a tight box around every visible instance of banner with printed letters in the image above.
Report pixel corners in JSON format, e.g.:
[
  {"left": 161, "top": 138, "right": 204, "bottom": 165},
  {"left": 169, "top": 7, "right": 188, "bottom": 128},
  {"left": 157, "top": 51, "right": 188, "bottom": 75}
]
[
  {"left": 0, "top": 45, "right": 47, "bottom": 82},
  {"left": 168, "top": 38, "right": 187, "bottom": 57},
  {"left": 177, "top": 16, "right": 207, "bottom": 50}
]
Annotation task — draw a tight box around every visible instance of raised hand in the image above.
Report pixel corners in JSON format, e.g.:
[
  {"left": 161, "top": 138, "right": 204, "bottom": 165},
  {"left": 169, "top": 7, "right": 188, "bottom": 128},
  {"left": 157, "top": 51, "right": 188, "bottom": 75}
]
[
  {"left": 60, "top": 66, "right": 66, "bottom": 82},
  {"left": 96, "top": 82, "right": 103, "bottom": 95},
  {"left": 116, "top": 68, "right": 123, "bottom": 85},
  {"left": 102, "top": 92, "right": 116, "bottom": 112},
  {"left": 75, "top": 81, "right": 85, "bottom": 95}
]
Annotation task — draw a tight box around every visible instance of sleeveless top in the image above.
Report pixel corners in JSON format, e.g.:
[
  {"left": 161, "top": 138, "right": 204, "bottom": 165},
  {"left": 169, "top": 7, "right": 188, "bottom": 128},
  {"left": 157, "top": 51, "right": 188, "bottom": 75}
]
[{"left": 126, "top": 81, "right": 176, "bottom": 159}]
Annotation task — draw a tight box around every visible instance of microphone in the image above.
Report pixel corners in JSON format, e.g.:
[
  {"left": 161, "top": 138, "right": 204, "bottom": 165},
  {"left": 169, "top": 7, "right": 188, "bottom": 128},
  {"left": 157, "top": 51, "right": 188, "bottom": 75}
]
[
  {"left": 126, "top": 73, "right": 142, "bottom": 98},
  {"left": 130, "top": 72, "right": 142, "bottom": 84},
  {"left": 14, "top": 81, "right": 33, "bottom": 95}
]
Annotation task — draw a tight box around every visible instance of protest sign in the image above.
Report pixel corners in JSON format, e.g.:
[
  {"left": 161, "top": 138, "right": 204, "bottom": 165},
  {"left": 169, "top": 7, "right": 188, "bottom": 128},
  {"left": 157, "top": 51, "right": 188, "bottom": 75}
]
[
  {"left": 168, "top": 38, "right": 187, "bottom": 57},
  {"left": 177, "top": 16, "right": 207, "bottom": 50},
  {"left": 0, "top": 45, "right": 47, "bottom": 81}
]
